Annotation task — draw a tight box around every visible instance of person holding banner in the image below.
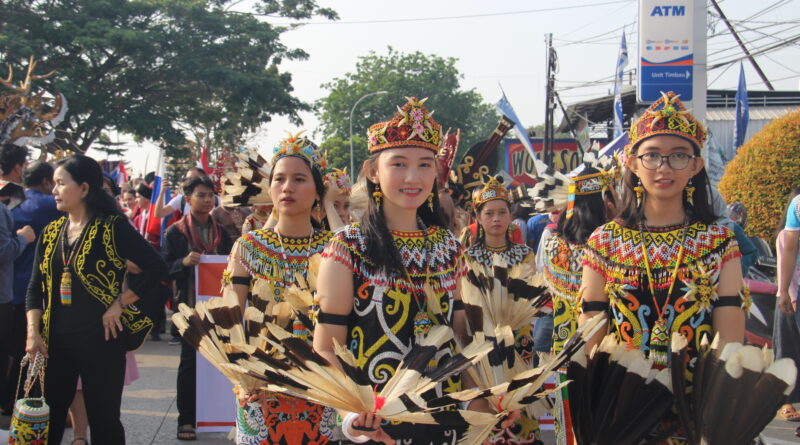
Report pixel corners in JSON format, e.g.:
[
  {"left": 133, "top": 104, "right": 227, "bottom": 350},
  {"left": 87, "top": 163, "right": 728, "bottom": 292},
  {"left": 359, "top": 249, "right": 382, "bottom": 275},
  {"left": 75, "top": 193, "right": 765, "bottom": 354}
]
[
  {"left": 314, "top": 97, "right": 474, "bottom": 444},
  {"left": 225, "top": 133, "right": 336, "bottom": 444},
  {"left": 25, "top": 154, "right": 168, "bottom": 445},
  {"left": 161, "top": 175, "right": 234, "bottom": 441}
]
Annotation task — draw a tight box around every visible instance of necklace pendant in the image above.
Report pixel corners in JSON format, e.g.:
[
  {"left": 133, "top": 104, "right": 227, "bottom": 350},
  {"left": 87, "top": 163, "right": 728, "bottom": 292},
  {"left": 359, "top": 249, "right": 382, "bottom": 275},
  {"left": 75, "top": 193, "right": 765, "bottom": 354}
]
[
  {"left": 650, "top": 317, "right": 670, "bottom": 369},
  {"left": 60, "top": 267, "right": 73, "bottom": 306},
  {"left": 413, "top": 311, "right": 432, "bottom": 337}
]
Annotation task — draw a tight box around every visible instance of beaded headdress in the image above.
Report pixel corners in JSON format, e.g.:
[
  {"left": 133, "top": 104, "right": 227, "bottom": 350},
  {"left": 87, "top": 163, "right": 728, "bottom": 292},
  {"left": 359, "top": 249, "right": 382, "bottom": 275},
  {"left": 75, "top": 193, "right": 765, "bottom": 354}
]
[
  {"left": 0, "top": 57, "right": 68, "bottom": 148},
  {"left": 271, "top": 131, "right": 327, "bottom": 173},
  {"left": 625, "top": 91, "right": 706, "bottom": 158},
  {"left": 528, "top": 150, "right": 618, "bottom": 218},
  {"left": 473, "top": 175, "right": 510, "bottom": 209},
  {"left": 324, "top": 167, "right": 352, "bottom": 195},
  {"left": 367, "top": 97, "right": 442, "bottom": 153}
]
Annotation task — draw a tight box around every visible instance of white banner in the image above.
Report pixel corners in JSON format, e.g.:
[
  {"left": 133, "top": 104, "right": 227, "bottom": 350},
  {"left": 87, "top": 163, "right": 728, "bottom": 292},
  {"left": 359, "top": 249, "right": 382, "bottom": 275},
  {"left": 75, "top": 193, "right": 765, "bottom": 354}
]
[{"left": 194, "top": 255, "right": 237, "bottom": 433}]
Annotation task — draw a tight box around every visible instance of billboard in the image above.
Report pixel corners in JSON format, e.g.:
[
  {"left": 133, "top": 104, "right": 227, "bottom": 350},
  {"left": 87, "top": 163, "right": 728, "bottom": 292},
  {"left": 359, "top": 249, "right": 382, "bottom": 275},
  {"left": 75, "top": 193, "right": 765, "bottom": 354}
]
[
  {"left": 504, "top": 139, "right": 587, "bottom": 186},
  {"left": 638, "top": 0, "right": 694, "bottom": 102}
]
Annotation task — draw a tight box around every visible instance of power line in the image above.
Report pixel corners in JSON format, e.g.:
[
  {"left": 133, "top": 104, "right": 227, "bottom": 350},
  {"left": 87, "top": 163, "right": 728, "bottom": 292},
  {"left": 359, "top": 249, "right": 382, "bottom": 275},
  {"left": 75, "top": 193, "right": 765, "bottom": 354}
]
[{"left": 261, "top": 0, "right": 634, "bottom": 25}]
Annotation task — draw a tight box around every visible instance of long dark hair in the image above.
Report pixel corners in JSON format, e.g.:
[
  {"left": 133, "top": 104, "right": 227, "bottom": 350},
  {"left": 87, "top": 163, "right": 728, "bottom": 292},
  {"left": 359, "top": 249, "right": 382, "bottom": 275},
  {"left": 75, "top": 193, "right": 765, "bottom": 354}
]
[
  {"left": 556, "top": 167, "right": 612, "bottom": 245},
  {"left": 361, "top": 153, "right": 447, "bottom": 271},
  {"left": 56, "top": 154, "right": 122, "bottom": 218},
  {"left": 268, "top": 155, "right": 326, "bottom": 230},
  {"left": 475, "top": 199, "right": 512, "bottom": 248},
  {"left": 617, "top": 141, "right": 715, "bottom": 227}
]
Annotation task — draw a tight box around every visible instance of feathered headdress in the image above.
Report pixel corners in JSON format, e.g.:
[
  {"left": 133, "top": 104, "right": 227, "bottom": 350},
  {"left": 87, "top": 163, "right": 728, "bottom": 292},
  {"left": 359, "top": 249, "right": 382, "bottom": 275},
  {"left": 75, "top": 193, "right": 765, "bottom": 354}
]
[
  {"left": 221, "top": 149, "right": 271, "bottom": 206},
  {"left": 271, "top": 131, "right": 327, "bottom": 173},
  {"left": 367, "top": 97, "right": 442, "bottom": 153},
  {"left": 528, "top": 148, "right": 617, "bottom": 218},
  {"left": 625, "top": 91, "right": 706, "bottom": 159},
  {"left": 472, "top": 175, "right": 510, "bottom": 209},
  {"left": 324, "top": 167, "right": 351, "bottom": 195},
  {"left": 0, "top": 57, "right": 68, "bottom": 148}
]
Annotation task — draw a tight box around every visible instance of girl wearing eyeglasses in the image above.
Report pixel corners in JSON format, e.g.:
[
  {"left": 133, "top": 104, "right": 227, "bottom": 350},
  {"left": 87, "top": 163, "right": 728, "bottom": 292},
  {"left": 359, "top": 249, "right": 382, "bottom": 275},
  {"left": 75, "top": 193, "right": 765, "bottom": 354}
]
[{"left": 578, "top": 92, "right": 745, "bottom": 440}]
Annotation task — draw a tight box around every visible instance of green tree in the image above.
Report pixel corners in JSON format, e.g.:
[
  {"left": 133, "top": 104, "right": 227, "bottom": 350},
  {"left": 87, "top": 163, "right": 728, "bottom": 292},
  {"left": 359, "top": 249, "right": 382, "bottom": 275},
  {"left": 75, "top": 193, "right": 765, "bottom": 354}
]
[
  {"left": 315, "top": 47, "right": 498, "bottom": 173},
  {"left": 0, "top": 0, "right": 337, "bottom": 157}
]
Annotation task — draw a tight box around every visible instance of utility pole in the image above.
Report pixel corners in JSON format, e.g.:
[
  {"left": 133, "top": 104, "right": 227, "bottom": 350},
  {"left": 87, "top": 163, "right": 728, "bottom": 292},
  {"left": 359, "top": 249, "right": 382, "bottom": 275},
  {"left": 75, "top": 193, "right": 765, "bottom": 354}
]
[
  {"left": 709, "top": 0, "right": 774, "bottom": 90},
  {"left": 543, "top": 33, "right": 557, "bottom": 167}
]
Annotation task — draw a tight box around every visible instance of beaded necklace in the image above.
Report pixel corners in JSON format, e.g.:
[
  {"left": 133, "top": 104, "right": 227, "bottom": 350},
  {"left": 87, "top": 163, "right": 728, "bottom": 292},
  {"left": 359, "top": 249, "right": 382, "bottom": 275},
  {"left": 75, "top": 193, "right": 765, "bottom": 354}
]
[
  {"left": 274, "top": 226, "right": 315, "bottom": 287},
  {"left": 399, "top": 219, "right": 433, "bottom": 338},
  {"left": 59, "top": 220, "right": 92, "bottom": 306},
  {"left": 638, "top": 220, "right": 688, "bottom": 367}
]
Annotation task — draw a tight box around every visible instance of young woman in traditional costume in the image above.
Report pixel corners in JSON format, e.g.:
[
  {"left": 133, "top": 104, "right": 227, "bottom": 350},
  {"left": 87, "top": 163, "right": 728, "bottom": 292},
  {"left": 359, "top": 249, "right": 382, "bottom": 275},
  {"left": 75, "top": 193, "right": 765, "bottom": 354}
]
[
  {"left": 319, "top": 167, "right": 352, "bottom": 231},
  {"left": 225, "top": 133, "right": 337, "bottom": 444},
  {"left": 464, "top": 175, "right": 541, "bottom": 445},
  {"left": 25, "top": 154, "right": 168, "bottom": 445},
  {"left": 578, "top": 92, "right": 746, "bottom": 440},
  {"left": 314, "top": 97, "right": 473, "bottom": 444},
  {"left": 531, "top": 154, "right": 617, "bottom": 445}
]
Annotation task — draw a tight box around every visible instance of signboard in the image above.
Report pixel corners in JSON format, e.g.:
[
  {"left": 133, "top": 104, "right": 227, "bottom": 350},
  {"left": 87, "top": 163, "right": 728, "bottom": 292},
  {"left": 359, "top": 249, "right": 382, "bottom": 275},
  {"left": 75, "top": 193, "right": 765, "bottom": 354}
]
[
  {"left": 505, "top": 139, "right": 587, "bottom": 186},
  {"left": 638, "top": 0, "right": 694, "bottom": 102},
  {"left": 194, "top": 255, "right": 236, "bottom": 433}
]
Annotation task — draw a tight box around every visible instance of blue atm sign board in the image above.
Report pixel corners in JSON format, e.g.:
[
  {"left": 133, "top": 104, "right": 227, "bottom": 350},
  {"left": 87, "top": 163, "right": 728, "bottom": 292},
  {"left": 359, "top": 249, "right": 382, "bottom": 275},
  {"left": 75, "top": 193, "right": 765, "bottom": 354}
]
[{"left": 638, "top": 0, "right": 694, "bottom": 102}]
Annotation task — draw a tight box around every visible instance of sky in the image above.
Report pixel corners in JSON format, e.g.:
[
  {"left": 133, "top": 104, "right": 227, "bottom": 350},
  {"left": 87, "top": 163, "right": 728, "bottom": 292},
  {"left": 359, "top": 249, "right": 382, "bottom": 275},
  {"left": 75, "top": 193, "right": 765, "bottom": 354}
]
[{"left": 89, "top": 0, "right": 800, "bottom": 177}]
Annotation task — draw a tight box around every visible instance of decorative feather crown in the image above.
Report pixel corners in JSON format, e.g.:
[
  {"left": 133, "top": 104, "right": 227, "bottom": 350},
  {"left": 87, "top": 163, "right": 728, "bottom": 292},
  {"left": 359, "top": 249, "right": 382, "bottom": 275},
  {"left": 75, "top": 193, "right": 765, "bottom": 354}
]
[
  {"left": 473, "top": 175, "right": 510, "bottom": 208},
  {"left": 528, "top": 149, "right": 618, "bottom": 215},
  {"left": 271, "top": 131, "right": 326, "bottom": 172},
  {"left": 626, "top": 91, "right": 706, "bottom": 158},
  {"left": 0, "top": 57, "right": 68, "bottom": 148},
  {"left": 367, "top": 97, "right": 442, "bottom": 153},
  {"left": 324, "top": 167, "right": 351, "bottom": 195}
]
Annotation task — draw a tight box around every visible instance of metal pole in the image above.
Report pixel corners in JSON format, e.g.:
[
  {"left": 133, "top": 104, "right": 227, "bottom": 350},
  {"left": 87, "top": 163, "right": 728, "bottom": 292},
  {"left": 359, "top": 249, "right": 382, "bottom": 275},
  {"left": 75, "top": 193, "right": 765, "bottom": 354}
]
[
  {"left": 349, "top": 90, "right": 388, "bottom": 175},
  {"left": 709, "top": 0, "right": 774, "bottom": 90}
]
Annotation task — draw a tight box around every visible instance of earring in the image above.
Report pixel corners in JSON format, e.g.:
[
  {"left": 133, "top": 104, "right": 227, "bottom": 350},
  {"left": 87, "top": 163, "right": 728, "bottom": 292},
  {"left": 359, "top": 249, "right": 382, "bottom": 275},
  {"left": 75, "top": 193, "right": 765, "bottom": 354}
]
[
  {"left": 314, "top": 201, "right": 321, "bottom": 213},
  {"left": 427, "top": 192, "right": 435, "bottom": 211},
  {"left": 633, "top": 178, "right": 644, "bottom": 207},
  {"left": 372, "top": 185, "right": 383, "bottom": 210},
  {"left": 685, "top": 181, "right": 696, "bottom": 206}
]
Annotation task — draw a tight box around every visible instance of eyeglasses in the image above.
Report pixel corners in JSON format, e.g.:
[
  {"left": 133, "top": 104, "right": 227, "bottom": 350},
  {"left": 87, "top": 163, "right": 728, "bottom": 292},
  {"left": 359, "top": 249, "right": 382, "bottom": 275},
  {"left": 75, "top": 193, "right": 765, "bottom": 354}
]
[{"left": 636, "top": 152, "right": 698, "bottom": 170}]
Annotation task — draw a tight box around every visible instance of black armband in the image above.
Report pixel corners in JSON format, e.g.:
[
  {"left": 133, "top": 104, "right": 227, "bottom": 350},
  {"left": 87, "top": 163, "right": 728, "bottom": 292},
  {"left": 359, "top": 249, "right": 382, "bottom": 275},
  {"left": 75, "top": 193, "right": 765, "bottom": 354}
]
[
  {"left": 713, "top": 295, "right": 742, "bottom": 308},
  {"left": 231, "top": 276, "right": 250, "bottom": 286},
  {"left": 453, "top": 300, "right": 465, "bottom": 311},
  {"left": 317, "top": 311, "right": 350, "bottom": 326},
  {"left": 582, "top": 300, "right": 610, "bottom": 313}
]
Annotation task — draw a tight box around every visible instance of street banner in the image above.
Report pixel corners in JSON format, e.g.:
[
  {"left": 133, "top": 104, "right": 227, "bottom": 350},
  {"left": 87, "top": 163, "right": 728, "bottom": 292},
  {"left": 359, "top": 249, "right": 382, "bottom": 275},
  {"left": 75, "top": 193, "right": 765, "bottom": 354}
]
[
  {"left": 613, "top": 30, "right": 628, "bottom": 138},
  {"left": 194, "top": 255, "right": 236, "bottom": 433},
  {"left": 638, "top": 0, "right": 694, "bottom": 101},
  {"left": 505, "top": 139, "right": 595, "bottom": 186}
]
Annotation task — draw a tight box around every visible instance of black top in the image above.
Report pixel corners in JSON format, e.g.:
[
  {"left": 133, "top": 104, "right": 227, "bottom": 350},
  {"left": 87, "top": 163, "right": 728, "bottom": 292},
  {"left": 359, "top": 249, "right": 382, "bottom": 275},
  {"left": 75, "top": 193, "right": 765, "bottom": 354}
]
[{"left": 26, "top": 215, "right": 168, "bottom": 340}]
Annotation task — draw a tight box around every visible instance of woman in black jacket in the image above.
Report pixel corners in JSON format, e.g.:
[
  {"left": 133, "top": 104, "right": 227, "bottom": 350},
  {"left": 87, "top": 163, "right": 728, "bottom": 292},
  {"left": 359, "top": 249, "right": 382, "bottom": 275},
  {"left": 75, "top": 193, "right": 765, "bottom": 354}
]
[{"left": 25, "top": 154, "right": 168, "bottom": 445}]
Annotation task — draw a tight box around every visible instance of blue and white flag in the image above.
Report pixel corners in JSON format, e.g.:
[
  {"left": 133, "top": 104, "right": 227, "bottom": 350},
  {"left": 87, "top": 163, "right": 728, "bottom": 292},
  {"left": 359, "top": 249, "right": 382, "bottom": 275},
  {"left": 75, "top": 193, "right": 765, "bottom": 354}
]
[
  {"left": 613, "top": 30, "right": 628, "bottom": 138},
  {"left": 496, "top": 92, "right": 536, "bottom": 160},
  {"left": 734, "top": 62, "right": 749, "bottom": 154}
]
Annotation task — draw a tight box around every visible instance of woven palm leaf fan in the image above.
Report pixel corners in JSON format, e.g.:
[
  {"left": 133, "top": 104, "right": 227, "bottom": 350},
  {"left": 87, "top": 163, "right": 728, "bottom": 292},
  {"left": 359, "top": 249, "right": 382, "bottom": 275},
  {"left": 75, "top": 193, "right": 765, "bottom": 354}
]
[
  {"left": 221, "top": 149, "right": 271, "bottom": 207},
  {"left": 457, "top": 313, "right": 608, "bottom": 445},
  {"left": 671, "top": 333, "right": 797, "bottom": 445},
  {"left": 461, "top": 254, "right": 549, "bottom": 335},
  {"left": 566, "top": 334, "right": 675, "bottom": 445},
  {"left": 231, "top": 323, "right": 500, "bottom": 428}
]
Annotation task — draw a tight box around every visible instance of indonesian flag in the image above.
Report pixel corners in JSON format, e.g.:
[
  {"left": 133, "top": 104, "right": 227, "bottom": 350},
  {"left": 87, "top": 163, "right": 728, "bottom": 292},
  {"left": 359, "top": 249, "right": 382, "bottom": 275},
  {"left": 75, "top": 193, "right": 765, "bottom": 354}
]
[
  {"left": 200, "top": 145, "right": 210, "bottom": 173},
  {"left": 116, "top": 162, "right": 129, "bottom": 185}
]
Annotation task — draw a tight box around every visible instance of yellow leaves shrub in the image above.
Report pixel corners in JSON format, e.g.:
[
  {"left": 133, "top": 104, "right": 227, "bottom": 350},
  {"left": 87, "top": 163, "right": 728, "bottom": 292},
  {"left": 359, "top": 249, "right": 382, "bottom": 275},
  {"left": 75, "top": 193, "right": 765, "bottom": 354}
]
[{"left": 719, "top": 108, "right": 800, "bottom": 239}]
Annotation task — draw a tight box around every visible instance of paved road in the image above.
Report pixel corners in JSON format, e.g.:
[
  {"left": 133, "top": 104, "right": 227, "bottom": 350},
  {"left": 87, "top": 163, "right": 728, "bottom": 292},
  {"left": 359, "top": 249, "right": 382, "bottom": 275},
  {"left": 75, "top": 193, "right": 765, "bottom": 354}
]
[{"left": 1, "top": 337, "right": 798, "bottom": 444}]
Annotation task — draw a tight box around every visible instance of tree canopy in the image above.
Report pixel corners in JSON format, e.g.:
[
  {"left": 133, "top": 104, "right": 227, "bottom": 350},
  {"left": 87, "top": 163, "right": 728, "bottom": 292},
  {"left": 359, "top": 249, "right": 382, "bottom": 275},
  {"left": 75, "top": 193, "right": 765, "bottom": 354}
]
[
  {"left": 719, "top": 109, "right": 800, "bottom": 239},
  {"left": 0, "top": 0, "right": 337, "bottom": 158},
  {"left": 314, "top": 47, "right": 498, "bottom": 174}
]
